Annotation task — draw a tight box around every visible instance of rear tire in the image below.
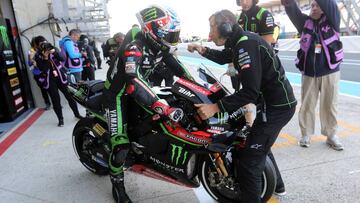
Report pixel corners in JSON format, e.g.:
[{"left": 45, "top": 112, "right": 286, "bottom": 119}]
[
  {"left": 199, "top": 155, "right": 276, "bottom": 203},
  {"left": 72, "top": 118, "right": 109, "bottom": 175}
]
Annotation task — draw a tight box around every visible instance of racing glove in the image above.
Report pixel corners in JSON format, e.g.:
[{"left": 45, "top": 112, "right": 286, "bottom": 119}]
[
  {"left": 243, "top": 103, "right": 257, "bottom": 127},
  {"left": 151, "top": 99, "right": 184, "bottom": 123},
  {"left": 226, "top": 63, "right": 238, "bottom": 77}
]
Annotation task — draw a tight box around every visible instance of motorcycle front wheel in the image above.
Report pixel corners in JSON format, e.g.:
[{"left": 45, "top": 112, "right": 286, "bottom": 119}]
[
  {"left": 72, "top": 118, "right": 109, "bottom": 175},
  {"left": 199, "top": 155, "right": 276, "bottom": 202}
]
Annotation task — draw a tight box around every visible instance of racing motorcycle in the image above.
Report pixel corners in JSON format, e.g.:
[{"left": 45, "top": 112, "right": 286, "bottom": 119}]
[{"left": 68, "top": 67, "right": 277, "bottom": 202}]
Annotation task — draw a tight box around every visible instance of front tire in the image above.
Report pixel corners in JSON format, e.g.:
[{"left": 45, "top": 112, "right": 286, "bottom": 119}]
[
  {"left": 199, "top": 155, "right": 276, "bottom": 203},
  {"left": 72, "top": 118, "right": 109, "bottom": 175}
]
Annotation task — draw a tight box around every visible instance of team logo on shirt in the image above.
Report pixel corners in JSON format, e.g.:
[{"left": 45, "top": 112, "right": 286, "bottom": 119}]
[
  {"left": 238, "top": 48, "right": 251, "bottom": 69},
  {"left": 265, "top": 14, "right": 274, "bottom": 27}
]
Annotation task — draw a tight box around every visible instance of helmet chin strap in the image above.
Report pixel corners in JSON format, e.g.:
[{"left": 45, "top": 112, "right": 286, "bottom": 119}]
[{"left": 144, "top": 32, "right": 170, "bottom": 54}]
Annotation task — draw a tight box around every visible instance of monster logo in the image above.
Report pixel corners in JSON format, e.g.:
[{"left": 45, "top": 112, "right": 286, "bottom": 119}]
[
  {"left": 0, "top": 26, "right": 10, "bottom": 48},
  {"left": 171, "top": 144, "right": 188, "bottom": 166},
  {"left": 143, "top": 8, "right": 158, "bottom": 22}
]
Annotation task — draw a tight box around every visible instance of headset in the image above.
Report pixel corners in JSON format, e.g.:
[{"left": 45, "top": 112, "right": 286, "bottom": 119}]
[{"left": 216, "top": 10, "right": 233, "bottom": 38}]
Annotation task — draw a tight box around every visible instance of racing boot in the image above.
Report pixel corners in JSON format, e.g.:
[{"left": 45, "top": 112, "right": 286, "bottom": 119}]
[{"left": 110, "top": 174, "right": 132, "bottom": 203}]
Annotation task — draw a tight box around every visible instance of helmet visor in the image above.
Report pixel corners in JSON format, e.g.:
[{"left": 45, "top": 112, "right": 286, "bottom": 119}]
[{"left": 164, "top": 30, "right": 180, "bottom": 45}]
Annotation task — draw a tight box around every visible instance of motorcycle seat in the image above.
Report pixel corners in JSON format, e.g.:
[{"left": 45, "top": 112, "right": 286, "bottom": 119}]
[
  {"left": 78, "top": 80, "right": 105, "bottom": 112},
  {"left": 86, "top": 93, "right": 103, "bottom": 112}
]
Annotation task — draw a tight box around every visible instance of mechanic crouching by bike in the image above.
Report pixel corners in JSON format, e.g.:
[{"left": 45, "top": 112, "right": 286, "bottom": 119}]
[
  {"left": 188, "top": 10, "right": 297, "bottom": 203},
  {"left": 102, "top": 5, "right": 193, "bottom": 202}
]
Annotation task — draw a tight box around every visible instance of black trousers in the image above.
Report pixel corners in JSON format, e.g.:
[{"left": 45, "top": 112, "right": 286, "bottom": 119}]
[
  {"left": 34, "top": 75, "right": 51, "bottom": 106},
  {"left": 96, "top": 56, "right": 102, "bottom": 69},
  {"left": 231, "top": 76, "right": 241, "bottom": 91},
  {"left": 235, "top": 106, "right": 296, "bottom": 203},
  {"left": 47, "top": 75, "right": 80, "bottom": 121},
  {"left": 231, "top": 75, "right": 285, "bottom": 191},
  {"left": 82, "top": 67, "right": 95, "bottom": 81}
]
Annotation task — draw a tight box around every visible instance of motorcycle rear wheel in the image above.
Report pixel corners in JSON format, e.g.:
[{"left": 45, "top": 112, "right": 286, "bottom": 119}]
[
  {"left": 72, "top": 118, "right": 109, "bottom": 175},
  {"left": 199, "top": 155, "right": 276, "bottom": 202}
]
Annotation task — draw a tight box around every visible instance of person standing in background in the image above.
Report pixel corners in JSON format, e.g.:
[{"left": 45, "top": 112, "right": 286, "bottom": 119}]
[
  {"left": 102, "top": 32, "right": 125, "bottom": 62},
  {"left": 35, "top": 38, "right": 83, "bottom": 127},
  {"left": 78, "top": 35, "right": 96, "bottom": 81},
  {"left": 59, "top": 29, "right": 86, "bottom": 83},
  {"left": 28, "top": 36, "right": 51, "bottom": 110},
  {"left": 282, "top": 0, "right": 344, "bottom": 150},
  {"left": 89, "top": 37, "right": 102, "bottom": 70}
]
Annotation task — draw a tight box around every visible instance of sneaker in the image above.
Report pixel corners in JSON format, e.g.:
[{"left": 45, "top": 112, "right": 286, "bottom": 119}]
[
  {"left": 326, "top": 135, "right": 344, "bottom": 151},
  {"left": 58, "top": 119, "right": 64, "bottom": 127},
  {"left": 274, "top": 186, "right": 286, "bottom": 196},
  {"left": 299, "top": 135, "right": 310, "bottom": 147}
]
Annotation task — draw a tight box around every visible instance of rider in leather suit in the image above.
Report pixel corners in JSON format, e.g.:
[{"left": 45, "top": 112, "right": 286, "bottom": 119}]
[{"left": 102, "top": 5, "right": 192, "bottom": 202}]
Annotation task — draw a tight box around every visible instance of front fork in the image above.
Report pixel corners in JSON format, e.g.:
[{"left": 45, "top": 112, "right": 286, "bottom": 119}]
[{"left": 209, "top": 153, "right": 229, "bottom": 177}]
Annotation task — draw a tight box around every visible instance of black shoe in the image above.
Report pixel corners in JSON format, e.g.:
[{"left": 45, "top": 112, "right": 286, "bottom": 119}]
[
  {"left": 58, "top": 119, "right": 64, "bottom": 127},
  {"left": 75, "top": 114, "right": 84, "bottom": 119},
  {"left": 274, "top": 186, "right": 286, "bottom": 196},
  {"left": 44, "top": 104, "right": 51, "bottom": 111},
  {"left": 111, "top": 176, "right": 132, "bottom": 203}
]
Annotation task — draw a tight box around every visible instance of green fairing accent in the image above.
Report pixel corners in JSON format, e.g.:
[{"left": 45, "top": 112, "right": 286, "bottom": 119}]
[
  {"left": 74, "top": 88, "right": 86, "bottom": 100},
  {"left": 259, "top": 45, "right": 294, "bottom": 107},
  {"left": 110, "top": 134, "right": 129, "bottom": 148},
  {"left": 256, "top": 7, "right": 266, "bottom": 21},
  {"left": 160, "top": 124, "right": 201, "bottom": 147},
  {"left": 89, "top": 111, "right": 107, "bottom": 122},
  {"left": 0, "top": 26, "right": 10, "bottom": 48},
  {"left": 104, "top": 80, "right": 111, "bottom": 89},
  {"left": 109, "top": 161, "right": 123, "bottom": 175}
]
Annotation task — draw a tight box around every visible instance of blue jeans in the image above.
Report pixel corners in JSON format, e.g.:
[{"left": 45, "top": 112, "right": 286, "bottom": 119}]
[{"left": 70, "top": 72, "right": 82, "bottom": 83}]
